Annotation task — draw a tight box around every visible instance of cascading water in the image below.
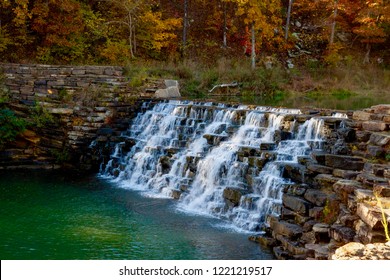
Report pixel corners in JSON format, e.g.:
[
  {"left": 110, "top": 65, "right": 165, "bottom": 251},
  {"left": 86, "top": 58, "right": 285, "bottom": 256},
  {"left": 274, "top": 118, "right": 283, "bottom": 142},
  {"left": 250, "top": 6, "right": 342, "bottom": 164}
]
[{"left": 101, "top": 100, "right": 328, "bottom": 232}]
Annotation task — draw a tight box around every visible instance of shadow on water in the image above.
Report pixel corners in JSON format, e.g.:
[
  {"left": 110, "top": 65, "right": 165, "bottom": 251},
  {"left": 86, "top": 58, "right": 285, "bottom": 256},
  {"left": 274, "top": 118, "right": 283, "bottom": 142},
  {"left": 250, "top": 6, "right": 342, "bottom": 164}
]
[{"left": 0, "top": 170, "right": 274, "bottom": 260}]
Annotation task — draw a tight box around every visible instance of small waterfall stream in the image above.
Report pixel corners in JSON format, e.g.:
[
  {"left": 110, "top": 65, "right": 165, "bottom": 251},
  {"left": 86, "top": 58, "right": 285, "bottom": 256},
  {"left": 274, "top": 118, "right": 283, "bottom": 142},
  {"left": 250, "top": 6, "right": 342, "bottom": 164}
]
[{"left": 101, "top": 100, "right": 330, "bottom": 232}]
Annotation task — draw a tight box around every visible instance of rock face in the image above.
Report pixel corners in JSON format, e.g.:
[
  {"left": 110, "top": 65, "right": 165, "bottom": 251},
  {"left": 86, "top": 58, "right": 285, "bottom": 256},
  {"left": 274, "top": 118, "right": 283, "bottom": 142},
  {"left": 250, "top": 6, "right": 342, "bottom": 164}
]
[{"left": 259, "top": 105, "right": 390, "bottom": 260}]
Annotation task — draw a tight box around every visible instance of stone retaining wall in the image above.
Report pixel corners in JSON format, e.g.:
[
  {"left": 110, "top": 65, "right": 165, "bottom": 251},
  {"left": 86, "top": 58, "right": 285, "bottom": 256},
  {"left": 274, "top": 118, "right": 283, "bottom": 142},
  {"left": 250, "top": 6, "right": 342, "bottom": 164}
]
[{"left": 0, "top": 63, "right": 140, "bottom": 171}]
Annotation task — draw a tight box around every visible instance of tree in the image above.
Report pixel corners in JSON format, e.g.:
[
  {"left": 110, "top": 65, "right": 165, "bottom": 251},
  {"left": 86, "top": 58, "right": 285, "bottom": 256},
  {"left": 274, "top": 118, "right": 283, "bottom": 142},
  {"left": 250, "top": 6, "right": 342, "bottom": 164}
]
[
  {"left": 103, "top": 0, "right": 145, "bottom": 59},
  {"left": 352, "top": 0, "right": 390, "bottom": 63},
  {"left": 231, "top": 0, "right": 282, "bottom": 69},
  {"left": 30, "top": 0, "right": 86, "bottom": 62}
]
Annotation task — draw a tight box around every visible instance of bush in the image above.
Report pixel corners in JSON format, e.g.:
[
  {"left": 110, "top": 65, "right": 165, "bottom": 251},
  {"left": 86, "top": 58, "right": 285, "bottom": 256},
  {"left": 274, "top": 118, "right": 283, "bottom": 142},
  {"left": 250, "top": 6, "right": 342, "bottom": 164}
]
[{"left": 0, "top": 109, "right": 27, "bottom": 149}]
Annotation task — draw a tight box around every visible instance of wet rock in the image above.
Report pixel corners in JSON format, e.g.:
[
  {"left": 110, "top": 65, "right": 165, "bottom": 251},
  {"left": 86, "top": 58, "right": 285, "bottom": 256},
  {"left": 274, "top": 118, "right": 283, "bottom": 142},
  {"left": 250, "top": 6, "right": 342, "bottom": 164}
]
[
  {"left": 171, "top": 190, "right": 181, "bottom": 200},
  {"left": 223, "top": 187, "right": 246, "bottom": 207},
  {"left": 248, "top": 235, "right": 277, "bottom": 247}
]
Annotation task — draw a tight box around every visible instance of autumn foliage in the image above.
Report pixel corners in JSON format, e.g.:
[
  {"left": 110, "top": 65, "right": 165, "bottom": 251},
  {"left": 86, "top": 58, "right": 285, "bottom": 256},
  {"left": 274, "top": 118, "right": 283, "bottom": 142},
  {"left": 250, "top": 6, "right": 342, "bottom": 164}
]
[{"left": 0, "top": 0, "right": 389, "bottom": 65}]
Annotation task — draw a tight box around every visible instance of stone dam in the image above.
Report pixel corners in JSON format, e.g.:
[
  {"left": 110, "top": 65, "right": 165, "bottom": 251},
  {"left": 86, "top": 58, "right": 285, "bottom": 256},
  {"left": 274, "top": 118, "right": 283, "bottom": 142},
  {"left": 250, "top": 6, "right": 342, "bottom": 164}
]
[{"left": 0, "top": 63, "right": 389, "bottom": 260}]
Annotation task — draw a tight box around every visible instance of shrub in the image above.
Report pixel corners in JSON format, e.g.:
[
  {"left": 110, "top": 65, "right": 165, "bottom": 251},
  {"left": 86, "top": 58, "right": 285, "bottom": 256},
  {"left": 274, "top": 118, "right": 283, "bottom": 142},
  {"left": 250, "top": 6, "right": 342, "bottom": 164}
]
[{"left": 0, "top": 109, "right": 27, "bottom": 149}]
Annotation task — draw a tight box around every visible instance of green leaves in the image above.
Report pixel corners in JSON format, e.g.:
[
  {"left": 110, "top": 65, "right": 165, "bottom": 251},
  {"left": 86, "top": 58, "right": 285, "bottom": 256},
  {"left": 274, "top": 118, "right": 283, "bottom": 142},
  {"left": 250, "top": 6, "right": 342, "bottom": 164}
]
[{"left": 0, "top": 109, "right": 27, "bottom": 149}]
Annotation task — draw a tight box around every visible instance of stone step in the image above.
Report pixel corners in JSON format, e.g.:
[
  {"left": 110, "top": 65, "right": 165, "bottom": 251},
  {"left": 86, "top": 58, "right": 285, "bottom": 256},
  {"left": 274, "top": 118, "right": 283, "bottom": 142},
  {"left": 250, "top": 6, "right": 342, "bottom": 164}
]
[{"left": 324, "top": 154, "right": 365, "bottom": 171}]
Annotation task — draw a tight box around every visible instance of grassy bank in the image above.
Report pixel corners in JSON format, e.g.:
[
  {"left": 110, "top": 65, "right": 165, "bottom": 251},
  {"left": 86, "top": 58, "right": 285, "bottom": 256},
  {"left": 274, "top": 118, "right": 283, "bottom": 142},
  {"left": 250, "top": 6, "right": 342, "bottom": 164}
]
[{"left": 124, "top": 58, "right": 390, "bottom": 110}]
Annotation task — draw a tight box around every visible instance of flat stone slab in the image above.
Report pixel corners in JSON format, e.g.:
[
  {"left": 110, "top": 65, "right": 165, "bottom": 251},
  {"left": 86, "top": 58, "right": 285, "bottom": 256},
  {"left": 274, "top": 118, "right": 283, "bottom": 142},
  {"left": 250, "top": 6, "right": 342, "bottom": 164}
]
[
  {"left": 324, "top": 154, "right": 365, "bottom": 171},
  {"left": 283, "top": 194, "right": 311, "bottom": 214}
]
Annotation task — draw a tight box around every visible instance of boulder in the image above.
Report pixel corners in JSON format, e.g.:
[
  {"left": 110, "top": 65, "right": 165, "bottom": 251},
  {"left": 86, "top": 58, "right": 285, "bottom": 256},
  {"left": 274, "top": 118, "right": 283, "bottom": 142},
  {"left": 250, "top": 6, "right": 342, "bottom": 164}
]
[{"left": 332, "top": 242, "right": 390, "bottom": 260}]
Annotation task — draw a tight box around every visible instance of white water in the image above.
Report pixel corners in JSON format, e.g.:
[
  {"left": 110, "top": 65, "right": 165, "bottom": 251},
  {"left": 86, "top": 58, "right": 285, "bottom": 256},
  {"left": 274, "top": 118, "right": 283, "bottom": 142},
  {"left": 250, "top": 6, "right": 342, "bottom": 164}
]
[{"left": 102, "top": 101, "right": 327, "bottom": 232}]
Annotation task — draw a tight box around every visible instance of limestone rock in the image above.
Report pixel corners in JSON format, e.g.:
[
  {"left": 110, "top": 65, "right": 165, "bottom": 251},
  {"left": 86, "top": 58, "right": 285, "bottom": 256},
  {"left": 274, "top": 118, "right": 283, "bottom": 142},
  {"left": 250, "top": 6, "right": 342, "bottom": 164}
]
[
  {"left": 324, "top": 154, "right": 365, "bottom": 171},
  {"left": 223, "top": 187, "right": 246, "bottom": 207},
  {"left": 331, "top": 242, "right": 390, "bottom": 260},
  {"left": 369, "top": 132, "right": 390, "bottom": 147},
  {"left": 352, "top": 111, "right": 371, "bottom": 121},
  {"left": 304, "top": 189, "right": 331, "bottom": 207},
  {"left": 356, "top": 202, "right": 388, "bottom": 230},
  {"left": 330, "top": 224, "right": 355, "bottom": 243},
  {"left": 282, "top": 194, "right": 311, "bottom": 214},
  {"left": 270, "top": 219, "right": 303, "bottom": 239},
  {"left": 371, "top": 104, "right": 390, "bottom": 115},
  {"left": 362, "top": 121, "right": 387, "bottom": 132}
]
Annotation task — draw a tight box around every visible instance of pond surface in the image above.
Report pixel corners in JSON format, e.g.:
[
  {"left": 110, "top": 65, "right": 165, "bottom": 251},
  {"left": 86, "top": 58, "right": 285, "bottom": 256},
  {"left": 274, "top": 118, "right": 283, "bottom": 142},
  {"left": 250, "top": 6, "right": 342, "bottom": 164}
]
[{"left": 0, "top": 170, "right": 273, "bottom": 260}]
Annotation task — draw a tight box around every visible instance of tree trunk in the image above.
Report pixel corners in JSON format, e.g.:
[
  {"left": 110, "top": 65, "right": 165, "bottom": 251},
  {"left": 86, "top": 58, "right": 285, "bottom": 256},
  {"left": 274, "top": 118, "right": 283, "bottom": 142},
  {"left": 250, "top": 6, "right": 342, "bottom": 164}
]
[
  {"left": 363, "top": 43, "right": 371, "bottom": 64},
  {"left": 223, "top": 1, "right": 227, "bottom": 48},
  {"left": 182, "top": 0, "right": 188, "bottom": 57},
  {"left": 285, "top": 0, "right": 293, "bottom": 40},
  {"left": 330, "top": 0, "right": 338, "bottom": 44},
  {"left": 251, "top": 22, "right": 256, "bottom": 70},
  {"left": 128, "top": 13, "right": 135, "bottom": 58}
]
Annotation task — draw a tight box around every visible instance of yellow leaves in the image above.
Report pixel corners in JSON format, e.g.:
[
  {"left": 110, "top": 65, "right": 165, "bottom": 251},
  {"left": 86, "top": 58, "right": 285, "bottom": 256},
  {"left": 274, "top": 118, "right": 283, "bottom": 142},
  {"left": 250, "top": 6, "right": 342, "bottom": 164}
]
[{"left": 138, "top": 10, "right": 182, "bottom": 53}]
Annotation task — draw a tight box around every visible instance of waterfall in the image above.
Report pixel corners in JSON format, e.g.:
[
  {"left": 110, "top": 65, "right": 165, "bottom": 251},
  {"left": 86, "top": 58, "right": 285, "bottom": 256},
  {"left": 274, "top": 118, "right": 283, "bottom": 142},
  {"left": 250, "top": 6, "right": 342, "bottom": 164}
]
[{"left": 101, "top": 100, "right": 328, "bottom": 232}]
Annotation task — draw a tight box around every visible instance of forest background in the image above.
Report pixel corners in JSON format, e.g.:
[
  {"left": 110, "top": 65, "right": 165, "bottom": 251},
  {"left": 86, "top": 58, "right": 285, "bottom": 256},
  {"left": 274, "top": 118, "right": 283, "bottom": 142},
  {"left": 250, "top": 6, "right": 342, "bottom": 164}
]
[{"left": 1, "top": 0, "right": 389, "bottom": 105}]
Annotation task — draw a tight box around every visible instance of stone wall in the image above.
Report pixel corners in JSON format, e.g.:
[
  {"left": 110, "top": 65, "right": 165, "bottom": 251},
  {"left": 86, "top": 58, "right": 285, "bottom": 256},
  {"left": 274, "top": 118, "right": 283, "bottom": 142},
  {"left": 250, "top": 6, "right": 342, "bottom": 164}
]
[
  {"left": 0, "top": 63, "right": 141, "bottom": 171},
  {"left": 253, "top": 105, "right": 390, "bottom": 259}
]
